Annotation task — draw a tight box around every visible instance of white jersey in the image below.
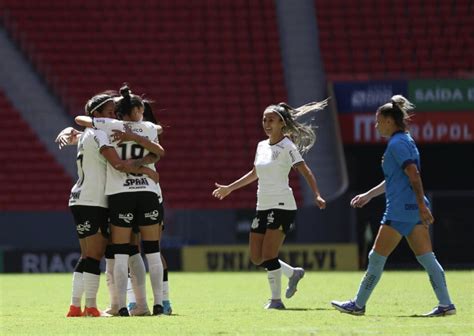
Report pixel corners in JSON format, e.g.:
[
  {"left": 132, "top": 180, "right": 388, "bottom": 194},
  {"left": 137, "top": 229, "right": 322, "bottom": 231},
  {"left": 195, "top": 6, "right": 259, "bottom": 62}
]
[
  {"left": 93, "top": 118, "right": 160, "bottom": 196},
  {"left": 254, "top": 137, "right": 304, "bottom": 211},
  {"left": 69, "top": 128, "right": 110, "bottom": 208}
]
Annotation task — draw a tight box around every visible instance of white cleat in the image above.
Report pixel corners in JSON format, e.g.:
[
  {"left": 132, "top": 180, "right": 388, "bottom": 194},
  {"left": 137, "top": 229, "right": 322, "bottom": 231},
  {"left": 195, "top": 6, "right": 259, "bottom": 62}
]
[{"left": 286, "top": 268, "right": 305, "bottom": 298}]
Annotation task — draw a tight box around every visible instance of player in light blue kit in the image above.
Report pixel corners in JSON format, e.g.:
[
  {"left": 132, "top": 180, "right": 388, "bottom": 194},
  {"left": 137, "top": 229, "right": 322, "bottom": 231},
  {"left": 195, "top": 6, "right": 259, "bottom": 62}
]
[{"left": 331, "top": 95, "right": 456, "bottom": 317}]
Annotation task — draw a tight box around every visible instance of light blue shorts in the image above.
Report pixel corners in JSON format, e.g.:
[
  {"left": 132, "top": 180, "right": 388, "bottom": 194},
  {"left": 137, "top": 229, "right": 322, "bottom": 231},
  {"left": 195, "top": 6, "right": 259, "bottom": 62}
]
[{"left": 381, "top": 219, "right": 421, "bottom": 236}]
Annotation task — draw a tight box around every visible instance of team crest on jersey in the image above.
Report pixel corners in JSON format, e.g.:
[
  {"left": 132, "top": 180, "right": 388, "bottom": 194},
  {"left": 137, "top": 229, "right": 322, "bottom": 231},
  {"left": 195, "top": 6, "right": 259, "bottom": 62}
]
[
  {"left": 266, "top": 211, "right": 275, "bottom": 225},
  {"left": 251, "top": 217, "right": 260, "bottom": 229},
  {"left": 272, "top": 150, "right": 281, "bottom": 161},
  {"left": 145, "top": 210, "right": 160, "bottom": 221},
  {"left": 77, "top": 221, "right": 91, "bottom": 234},
  {"left": 118, "top": 213, "right": 134, "bottom": 224}
]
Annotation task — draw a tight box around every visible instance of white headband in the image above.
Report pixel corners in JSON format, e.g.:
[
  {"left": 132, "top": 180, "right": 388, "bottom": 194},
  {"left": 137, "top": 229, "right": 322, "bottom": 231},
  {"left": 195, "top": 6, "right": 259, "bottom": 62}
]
[{"left": 86, "top": 97, "right": 115, "bottom": 115}]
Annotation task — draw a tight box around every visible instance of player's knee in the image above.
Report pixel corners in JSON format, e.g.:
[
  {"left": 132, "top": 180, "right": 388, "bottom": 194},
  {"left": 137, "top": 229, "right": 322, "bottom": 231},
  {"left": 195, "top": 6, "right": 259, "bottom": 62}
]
[
  {"left": 250, "top": 255, "right": 262, "bottom": 266},
  {"left": 142, "top": 240, "right": 160, "bottom": 254},
  {"left": 260, "top": 257, "right": 280, "bottom": 271}
]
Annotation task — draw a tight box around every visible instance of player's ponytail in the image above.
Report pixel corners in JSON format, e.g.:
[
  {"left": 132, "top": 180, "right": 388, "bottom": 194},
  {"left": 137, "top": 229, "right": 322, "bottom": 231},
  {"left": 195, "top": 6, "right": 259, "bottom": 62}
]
[
  {"left": 115, "top": 84, "right": 144, "bottom": 119},
  {"left": 266, "top": 98, "right": 329, "bottom": 154},
  {"left": 378, "top": 95, "right": 415, "bottom": 130}
]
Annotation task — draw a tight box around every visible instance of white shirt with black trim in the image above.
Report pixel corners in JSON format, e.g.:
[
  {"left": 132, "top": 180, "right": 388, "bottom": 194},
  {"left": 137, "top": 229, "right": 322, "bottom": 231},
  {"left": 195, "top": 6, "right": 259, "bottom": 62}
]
[
  {"left": 92, "top": 118, "right": 160, "bottom": 196},
  {"left": 254, "top": 137, "right": 304, "bottom": 211},
  {"left": 69, "top": 128, "right": 110, "bottom": 208}
]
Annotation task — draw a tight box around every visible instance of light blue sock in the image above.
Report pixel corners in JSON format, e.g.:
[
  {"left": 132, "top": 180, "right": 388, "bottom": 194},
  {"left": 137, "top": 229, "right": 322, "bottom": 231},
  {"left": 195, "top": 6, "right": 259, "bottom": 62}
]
[
  {"left": 416, "top": 252, "right": 452, "bottom": 306},
  {"left": 354, "top": 250, "right": 387, "bottom": 308}
]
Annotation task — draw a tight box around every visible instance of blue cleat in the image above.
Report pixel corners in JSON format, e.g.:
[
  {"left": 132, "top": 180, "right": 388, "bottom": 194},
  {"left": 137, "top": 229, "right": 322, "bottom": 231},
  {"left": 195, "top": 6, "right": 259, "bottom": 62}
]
[
  {"left": 162, "top": 300, "right": 173, "bottom": 315},
  {"left": 264, "top": 299, "right": 286, "bottom": 310},
  {"left": 422, "top": 304, "right": 456, "bottom": 317},
  {"left": 286, "top": 268, "right": 305, "bottom": 299},
  {"left": 331, "top": 300, "right": 365, "bottom": 316}
]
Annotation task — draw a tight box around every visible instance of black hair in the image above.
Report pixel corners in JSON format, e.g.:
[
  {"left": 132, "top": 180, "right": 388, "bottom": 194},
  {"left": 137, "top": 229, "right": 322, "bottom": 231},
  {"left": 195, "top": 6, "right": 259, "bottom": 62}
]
[
  {"left": 115, "top": 84, "right": 144, "bottom": 119},
  {"left": 143, "top": 100, "right": 157, "bottom": 124},
  {"left": 84, "top": 94, "right": 114, "bottom": 116}
]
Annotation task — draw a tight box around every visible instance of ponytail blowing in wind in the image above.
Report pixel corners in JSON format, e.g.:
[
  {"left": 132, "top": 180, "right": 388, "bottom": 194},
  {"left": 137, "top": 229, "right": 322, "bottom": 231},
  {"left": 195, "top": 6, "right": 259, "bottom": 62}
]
[{"left": 265, "top": 98, "right": 329, "bottom": 154}]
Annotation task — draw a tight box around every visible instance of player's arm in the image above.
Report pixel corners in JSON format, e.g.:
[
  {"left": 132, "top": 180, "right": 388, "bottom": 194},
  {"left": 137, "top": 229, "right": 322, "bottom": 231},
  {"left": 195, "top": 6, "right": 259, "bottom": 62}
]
[
  {"left": 294, "top": 161, "right": 326, "bottom": 209},
  {"left": 55, "top": 127, "right": 83, "bottom": 149},
  {"left": 404, "top": 163, "right": 434, "bottom": 226},
  {"left": 212, "top": 167, "right": 257, "bottom": 200},
  {"left": 111, "top": 129, "right": 165, "bottom": 158},
  {"left": 350, "top": 181, "right": 385, "bottom": 208},
  {"left": 75, "top": 116, "right": 93, "bottom": 128},
  {"left": 99, "top": 146, "right": 159, "bottom": 183}
]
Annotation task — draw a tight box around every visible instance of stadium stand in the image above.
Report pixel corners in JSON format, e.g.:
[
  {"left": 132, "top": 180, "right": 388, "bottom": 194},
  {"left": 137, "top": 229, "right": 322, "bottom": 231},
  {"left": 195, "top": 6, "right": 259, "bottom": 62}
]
[
  {"left": 315, "top": 0, "right": 473, "bottom": 80},
  {"left": 0, "top": 0, "right": 302, "bottom": 209},
  {"left": 0, "top": 91, "right": 72, "bottom": 210}
]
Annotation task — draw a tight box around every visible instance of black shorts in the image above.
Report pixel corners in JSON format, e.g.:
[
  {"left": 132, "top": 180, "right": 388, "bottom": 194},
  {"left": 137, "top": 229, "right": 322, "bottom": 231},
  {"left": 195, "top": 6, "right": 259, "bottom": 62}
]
[
  {"left": 131, "top": 201, "right": 164, "bottom": 233},
  {"left": 70, "top": 205, "right": 109, "bottom": 239},
  {"left": 250, "top": 209, "right": 297, "bottom": 235},
  {"left": 109, "top": 191, "right": 162, "bottom": 228}
]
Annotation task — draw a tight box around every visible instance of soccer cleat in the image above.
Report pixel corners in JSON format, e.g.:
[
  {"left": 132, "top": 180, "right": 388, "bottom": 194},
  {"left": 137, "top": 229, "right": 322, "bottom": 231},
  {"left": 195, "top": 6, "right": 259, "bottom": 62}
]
[
  {"left": 118, "top": 307, "right": 130, "bottom": 316},
  {"left": 331, "top": 300, "right": 365, "bottom": 316},
  {"left": 129, "top": 305, "right": 151, "bottom": 316},
  {"left": 153, "top": 304, "right": 164, "bottom": 316},
  {"left": 286, "top": 268, "right": 305, "bottom": 299},
  {"left": 103, "top": 306, "right": 119, "bottom": 316},
  {"left": 264, "top": 299, "right": 286, "bottom": 310},
  {"left": 66, "top": 305, "right": 83, "bottom": 317},
  {"left": 422, "top": 304, "right": 456, "bottom": 317},
  {"left": 83, "top": 307, "right": 102, "bottom": 317},
  {"left": 162, "top": 300, "right": 173, "bottom": 315}
]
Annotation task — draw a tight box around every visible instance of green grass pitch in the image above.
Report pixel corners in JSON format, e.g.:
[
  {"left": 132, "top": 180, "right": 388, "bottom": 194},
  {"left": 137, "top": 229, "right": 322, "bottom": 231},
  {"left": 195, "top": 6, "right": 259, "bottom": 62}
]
[{"left": 1, "top": 271, "right": 473, "bottom": 335}]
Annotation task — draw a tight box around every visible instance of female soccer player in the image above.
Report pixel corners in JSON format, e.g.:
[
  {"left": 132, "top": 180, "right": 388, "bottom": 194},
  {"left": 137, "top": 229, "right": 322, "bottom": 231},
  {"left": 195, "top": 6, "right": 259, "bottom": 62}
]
[
  {"left": 331, "top": 95, "right": 456, "bottom": 317},
  {"left": 75, "top": 85, "right": 166, "bottom": 316},
  {"left": 58, "top": 93, "right": 158, "bottom": 317},
  {"left": 212, "top": 100, "right": 328, "bottom": 309}
]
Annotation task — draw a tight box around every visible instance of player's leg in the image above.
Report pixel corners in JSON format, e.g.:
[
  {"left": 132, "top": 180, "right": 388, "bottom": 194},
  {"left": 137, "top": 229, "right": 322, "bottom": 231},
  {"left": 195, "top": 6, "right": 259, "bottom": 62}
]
[
  {"left": 261, "top": 228, "right": 286, "bottom": 309},
  {"left": 67, "top": 239, "right": 87, "bottom": 317},
  {"left": 128, "top": 232, "right": 149, "bottom": 316},
  {"left": 104, "top": 244, "right": 119, "bottom": 315},
  {"left": 82, "top": 208, "right": 109, "bottom": 317},
  {"left": 332, "top": 224, "right": 402, "bottom": 315},
  {"left": 140, "top": 223, "right": 163, "bottom": 315},
  {"left": 406, "top": 225, "right": 456, "bottom": 317},
  {"left": 161, "top": 251, "right": 172, "bottom": 315}
]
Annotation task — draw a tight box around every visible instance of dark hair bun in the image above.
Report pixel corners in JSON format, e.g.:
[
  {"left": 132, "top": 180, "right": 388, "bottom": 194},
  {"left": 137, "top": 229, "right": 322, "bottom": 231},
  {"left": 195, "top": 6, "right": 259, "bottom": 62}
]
[{"left": 120, "top": 84, "right": 131, "bottom": 98}]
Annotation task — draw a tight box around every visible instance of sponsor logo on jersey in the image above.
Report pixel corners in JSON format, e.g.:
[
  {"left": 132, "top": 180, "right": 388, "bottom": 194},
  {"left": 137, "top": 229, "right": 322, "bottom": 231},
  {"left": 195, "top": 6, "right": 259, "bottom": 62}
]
[
  {"left": 251, "top": 217, "right": 260, "bottom": 229},
  {"left": 123, "top": 177, "right": 150, "bottom": 187},
  {"left": 118, "top": 213, "right": 134, "bottom": 224},
  {"left": 289, "top": 150, "right": 296, "bottom": 163},
  {"left": 77, "top": 221, "right": 91, "bottom": 234},
  {"left": 266, "top": 211, "right": 275, "bottom": 225},
  {"left": 144, "top": 210, "right": 160, "bottom": 221}
]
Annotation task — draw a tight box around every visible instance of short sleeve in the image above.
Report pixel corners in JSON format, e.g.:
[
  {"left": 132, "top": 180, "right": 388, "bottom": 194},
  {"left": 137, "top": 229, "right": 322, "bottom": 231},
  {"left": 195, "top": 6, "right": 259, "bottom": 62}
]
[
  {"left": 92, "top": 117, "right": 120, "bottom": 132},
  {"left": 389, "top": 139, "right": 415, "bottom": 169},
  {"left": 92, "top": 129, "right": 111, "bottom": 149},
  {"left": 288, "top": 144, "right": 304, "bottom": 166}
]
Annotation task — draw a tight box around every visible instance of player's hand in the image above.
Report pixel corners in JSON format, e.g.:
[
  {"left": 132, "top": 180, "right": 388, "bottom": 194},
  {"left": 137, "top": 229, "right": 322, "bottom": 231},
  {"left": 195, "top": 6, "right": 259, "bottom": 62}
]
[
  {"left": 212, "top": 183, "right": 232, "bottom": 200},
  {"left": 315, "top": 195, "right": 326, "bottom": 209},
  {"left": 350, "top": 193, "right": 371, "bottom": 208},
  {"left": 55, "top": 127, "right": 81, "bottom": 149},
  {"left": 147, "top": 170, "right": 160, "bottom": 184},
  {"left": 112, "top": 129, "right": 136, "bottom": 144},
  {"left": 419, "top": 205, "right": 434, "bottom": 228}
]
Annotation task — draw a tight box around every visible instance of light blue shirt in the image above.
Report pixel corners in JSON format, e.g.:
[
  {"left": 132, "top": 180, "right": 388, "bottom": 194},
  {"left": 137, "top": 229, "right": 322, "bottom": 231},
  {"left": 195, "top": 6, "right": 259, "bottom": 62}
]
[{"left": 382, "top": 131, "right": 429, "bottom": 222}]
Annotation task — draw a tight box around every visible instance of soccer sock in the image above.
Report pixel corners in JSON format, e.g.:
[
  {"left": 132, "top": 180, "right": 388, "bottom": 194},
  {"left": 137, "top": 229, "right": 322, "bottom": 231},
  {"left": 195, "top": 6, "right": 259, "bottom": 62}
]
[
  {"left": 146, "top": 252, "right": 164, "bottom": 306},
  {"left": 105, "top": 258, "right": 118, "bottom": 309},
  {"left": 71, "top": 258, "right": 86, "bottom": 307},
  {"left": 127, "top": 276, "right": 136, "bottom": 304},
  {"left": 354, "top": 249, "right": 387, "bottom": 308},
  {"left": 114, "top": 252, "right": 130, "bottom": 310},
  {"left": 163, "top": 269, "right": 169, "bottom": 301},
  {"left": 263, "top": 258, "right": 282, "bottom": 300},
  {"left": 129, "top": 252, "right": 147, "bottom": 307},
  {"left": 83, "top": 257, "right": 101, "bottom": 308},
  {"left": 279, "top": 259, "right": 295, "bottom": 278},
  {"left": 416, "top": 252, "right": 453, "bottom": 306}
]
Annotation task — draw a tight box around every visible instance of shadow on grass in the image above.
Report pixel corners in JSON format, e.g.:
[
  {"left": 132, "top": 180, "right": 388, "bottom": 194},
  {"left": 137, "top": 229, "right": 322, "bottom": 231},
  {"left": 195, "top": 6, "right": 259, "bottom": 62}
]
[{"left": 284, "top": 307, "right": 333, "bottom": 311}]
